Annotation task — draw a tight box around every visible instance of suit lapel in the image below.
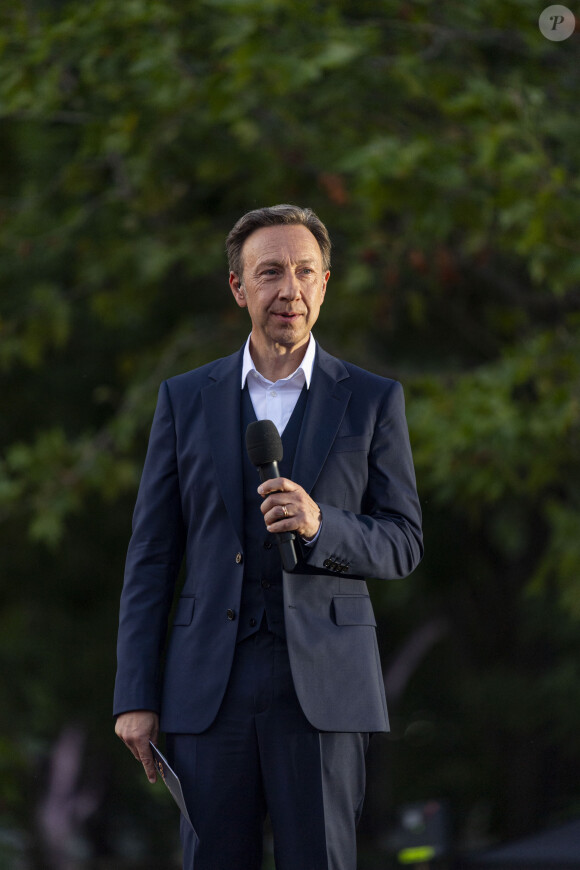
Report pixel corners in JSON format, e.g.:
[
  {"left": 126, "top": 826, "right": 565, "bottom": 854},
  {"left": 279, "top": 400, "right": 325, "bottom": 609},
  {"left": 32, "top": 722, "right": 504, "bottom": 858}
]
[
  {"left": 202, "top": 349, "right": 245, "bottom": 546},
  {"left": 292, "top": 347, "right": 351, "bottom": 494}
]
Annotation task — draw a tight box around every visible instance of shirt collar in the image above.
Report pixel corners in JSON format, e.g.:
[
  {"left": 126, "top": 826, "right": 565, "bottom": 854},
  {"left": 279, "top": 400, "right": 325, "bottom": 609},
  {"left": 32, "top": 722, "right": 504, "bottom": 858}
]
[{"left": 241, "top": 333, "right": 316, "bottom": 389}]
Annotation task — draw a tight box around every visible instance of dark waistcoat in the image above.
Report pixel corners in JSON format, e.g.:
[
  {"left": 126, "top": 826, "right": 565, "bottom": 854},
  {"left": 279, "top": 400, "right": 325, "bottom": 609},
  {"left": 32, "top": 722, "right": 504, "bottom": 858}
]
[{"left": 237, "top": 384, "right": 308, "bottom": 642}]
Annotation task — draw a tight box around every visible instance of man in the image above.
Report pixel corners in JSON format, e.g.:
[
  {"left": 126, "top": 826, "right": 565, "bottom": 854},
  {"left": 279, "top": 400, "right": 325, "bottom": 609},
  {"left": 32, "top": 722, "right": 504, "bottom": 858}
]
[{"left": 114, "top": 204, "right": 423, "bottom": 870}]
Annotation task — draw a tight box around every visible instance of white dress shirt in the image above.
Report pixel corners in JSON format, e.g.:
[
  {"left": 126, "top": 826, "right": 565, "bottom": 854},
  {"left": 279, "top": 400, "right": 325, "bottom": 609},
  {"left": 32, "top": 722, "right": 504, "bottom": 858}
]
[{"left": 241, "top": 333, "right": 316, "bottom": 435}]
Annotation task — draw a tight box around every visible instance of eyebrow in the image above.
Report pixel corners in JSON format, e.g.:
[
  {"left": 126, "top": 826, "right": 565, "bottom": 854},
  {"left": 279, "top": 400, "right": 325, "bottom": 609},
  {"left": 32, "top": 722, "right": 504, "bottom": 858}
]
[{"left": 257, "top": 258, "right": 317, "bottom": 269}]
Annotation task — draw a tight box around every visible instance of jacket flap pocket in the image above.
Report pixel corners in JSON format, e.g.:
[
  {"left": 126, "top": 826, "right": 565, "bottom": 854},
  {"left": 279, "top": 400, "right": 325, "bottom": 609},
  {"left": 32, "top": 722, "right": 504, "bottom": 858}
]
[
  {"left": 332, "top": 595, "right": 376, "bottom": 626},
  {"left": 173, "top": 596, "right": 195, "bottom": 626}
]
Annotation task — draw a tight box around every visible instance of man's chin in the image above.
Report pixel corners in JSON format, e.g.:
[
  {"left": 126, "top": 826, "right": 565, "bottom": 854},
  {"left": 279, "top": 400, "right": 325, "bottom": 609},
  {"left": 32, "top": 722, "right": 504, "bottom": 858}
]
[{"left": 269, "top": 327, "right": 309, "bottom": 350}]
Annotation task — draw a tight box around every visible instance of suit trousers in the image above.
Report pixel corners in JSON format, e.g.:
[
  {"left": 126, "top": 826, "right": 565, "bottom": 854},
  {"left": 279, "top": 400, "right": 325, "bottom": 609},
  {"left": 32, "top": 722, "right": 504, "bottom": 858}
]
[{"left": 165, "top": 623, "right": 369, "bottom": 870}]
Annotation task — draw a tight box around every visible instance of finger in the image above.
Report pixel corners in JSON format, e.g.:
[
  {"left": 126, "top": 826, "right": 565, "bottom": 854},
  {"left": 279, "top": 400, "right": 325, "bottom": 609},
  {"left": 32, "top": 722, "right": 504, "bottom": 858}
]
[
  {"left": 260, "top": 493, "right": 287, "bottom": 517},
  {"left": 264, "top": 500, "right": 294, "bottom": 524},
  {"left": 117, "top": 731, "right": 146, "bottom": 765},
  {"left": 258, "top": 478, "right": 296, "bottom": 497},
  {"left": 114, "top": 724, "right": 141, "bottom": 761},
  {"left": 273, "top": 501, "right": 292, "bottom": 519},
  {"left": 138, "top": 743, "right": 158, "bottom": 784}
]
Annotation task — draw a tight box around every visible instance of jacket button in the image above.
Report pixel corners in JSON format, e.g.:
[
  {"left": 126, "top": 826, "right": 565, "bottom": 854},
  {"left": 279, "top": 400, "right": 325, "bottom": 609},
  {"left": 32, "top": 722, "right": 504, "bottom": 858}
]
[
  {"left": 261, "top": 579, "right": 271, "bottom": 589},
  {"left": 323, "top": 559, "right": 331, "bottom": 569},
  {"left": 249, "top": 618, "right": 257, "bottom": 627},
  {"left": 263, "top": 540, "right": 272, "bottom": 550},
  {"left": 235, "top": 552, "right": 243, "bottom": 564},
  {"left": 226, "top": 609, "right": 236, "bottom": 621}
]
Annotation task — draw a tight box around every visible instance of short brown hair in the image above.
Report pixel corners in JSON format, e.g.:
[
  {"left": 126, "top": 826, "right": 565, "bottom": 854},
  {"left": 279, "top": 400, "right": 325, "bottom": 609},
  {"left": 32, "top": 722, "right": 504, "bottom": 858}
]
[{"left": 226, "top": 204, "right": 331, "bottom": 277}]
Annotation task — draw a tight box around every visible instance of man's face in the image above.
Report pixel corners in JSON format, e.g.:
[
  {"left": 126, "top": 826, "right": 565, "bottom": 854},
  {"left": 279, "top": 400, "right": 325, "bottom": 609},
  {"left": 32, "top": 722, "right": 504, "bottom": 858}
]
[{"left": 229, "top": 224, "right": 330, "bottom": 356}]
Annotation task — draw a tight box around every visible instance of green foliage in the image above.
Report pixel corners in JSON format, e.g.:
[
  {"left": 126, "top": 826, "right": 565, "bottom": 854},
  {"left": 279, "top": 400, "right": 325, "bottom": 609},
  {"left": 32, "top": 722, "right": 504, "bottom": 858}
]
[
  {"left": 409, "top": 325, "right": 579, "bottom": 507},
  {"left": 1, "top": 0, "right": 579, "bottom": 863}
]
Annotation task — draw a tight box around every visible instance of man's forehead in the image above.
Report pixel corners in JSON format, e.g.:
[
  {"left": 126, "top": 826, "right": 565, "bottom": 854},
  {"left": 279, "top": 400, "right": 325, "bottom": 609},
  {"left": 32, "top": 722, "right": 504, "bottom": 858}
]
[{"left": 242, "top": 224, "right": 322, "bottom": 263}]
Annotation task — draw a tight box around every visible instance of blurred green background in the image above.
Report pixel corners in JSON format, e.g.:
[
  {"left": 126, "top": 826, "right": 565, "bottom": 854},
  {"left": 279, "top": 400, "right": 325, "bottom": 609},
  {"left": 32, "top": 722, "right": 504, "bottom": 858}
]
[{"left": 1, "top": 0, "right": 579, "bottom": 867}]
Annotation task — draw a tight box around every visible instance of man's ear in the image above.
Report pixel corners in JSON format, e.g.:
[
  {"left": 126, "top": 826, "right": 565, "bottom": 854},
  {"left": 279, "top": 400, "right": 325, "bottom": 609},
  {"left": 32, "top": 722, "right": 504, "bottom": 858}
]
[
  {"left": 229, "top": 272, "right": 247, "bottom": 308},
  {"left": 320, "top": 270, "right": 330, "bottom": 302}
]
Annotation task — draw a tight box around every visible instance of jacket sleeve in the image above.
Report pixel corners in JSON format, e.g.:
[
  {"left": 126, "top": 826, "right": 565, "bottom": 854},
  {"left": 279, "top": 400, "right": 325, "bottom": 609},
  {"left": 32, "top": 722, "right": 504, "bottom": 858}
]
[
  {"left": 301, "top": 380, "right": 423, "bottom": 580},
  {"left": 113, "top": 381, "right": 186, "bottom": 716}
]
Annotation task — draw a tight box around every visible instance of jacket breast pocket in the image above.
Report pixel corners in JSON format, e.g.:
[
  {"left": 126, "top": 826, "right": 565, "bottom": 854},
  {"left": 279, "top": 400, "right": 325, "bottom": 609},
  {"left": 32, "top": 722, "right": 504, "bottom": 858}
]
[
  {"left": 330, "top": 434, "right": 370, "bottom": 454},
  {"left": 172, "top": 596, "right": 195, "bottom": 626},
  {"left": 332, "top": 595, "right": 376, "bottom": 627}
]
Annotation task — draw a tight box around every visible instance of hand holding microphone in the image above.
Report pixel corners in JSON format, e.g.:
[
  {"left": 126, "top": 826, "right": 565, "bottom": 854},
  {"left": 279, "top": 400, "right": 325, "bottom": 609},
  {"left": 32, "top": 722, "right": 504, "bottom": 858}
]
[{"left": 245, "top": 420, "right": 322, "bottom": 571}]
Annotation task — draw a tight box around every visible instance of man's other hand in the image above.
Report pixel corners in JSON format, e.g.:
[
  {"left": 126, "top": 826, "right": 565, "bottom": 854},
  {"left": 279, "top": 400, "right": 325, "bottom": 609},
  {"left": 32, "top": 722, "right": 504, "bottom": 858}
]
[{"left": 115, "top": 710, "right": 159, "bottom": 783}]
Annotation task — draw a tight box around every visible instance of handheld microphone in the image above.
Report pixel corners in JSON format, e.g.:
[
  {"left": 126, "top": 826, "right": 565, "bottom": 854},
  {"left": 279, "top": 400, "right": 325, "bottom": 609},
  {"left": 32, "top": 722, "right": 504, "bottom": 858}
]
[{"left": 245, "top": 420, "right": 299, "bottom": 572}]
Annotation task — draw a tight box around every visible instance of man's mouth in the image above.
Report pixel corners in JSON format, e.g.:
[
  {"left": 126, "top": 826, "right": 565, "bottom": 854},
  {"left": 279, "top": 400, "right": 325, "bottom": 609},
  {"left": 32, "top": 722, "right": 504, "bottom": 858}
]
[{"left": 273, "top": 311, "right": 301, "bottom": 319}]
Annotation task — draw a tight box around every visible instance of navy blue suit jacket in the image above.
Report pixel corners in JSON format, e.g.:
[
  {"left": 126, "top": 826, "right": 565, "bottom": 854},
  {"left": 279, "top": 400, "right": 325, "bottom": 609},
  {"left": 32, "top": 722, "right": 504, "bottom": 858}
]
[{"left": 113, "top": 345, "right": 423, "bottom": 734}]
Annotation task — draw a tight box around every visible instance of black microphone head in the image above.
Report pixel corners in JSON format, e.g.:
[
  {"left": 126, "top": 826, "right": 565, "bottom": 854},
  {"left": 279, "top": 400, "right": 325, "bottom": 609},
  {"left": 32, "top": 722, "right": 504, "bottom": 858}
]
[{"left": 245, "top": 420, "right": 283, "bottom": 467}]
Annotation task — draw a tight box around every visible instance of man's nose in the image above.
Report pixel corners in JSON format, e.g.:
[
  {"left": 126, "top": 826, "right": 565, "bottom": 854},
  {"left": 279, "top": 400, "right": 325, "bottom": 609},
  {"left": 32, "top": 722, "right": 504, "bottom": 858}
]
[{"left": 278, "top": 271, "right": 301, "bottom": 299}]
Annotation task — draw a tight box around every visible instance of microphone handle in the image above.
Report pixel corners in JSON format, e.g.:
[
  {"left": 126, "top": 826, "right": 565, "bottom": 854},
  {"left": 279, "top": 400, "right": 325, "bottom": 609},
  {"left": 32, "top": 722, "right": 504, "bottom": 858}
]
[
  {"left": 257, "top": 461, "right": 299, "bottom": 572},
  {"left": 257, "top": 461, "right": 281, "bottom": 484}
]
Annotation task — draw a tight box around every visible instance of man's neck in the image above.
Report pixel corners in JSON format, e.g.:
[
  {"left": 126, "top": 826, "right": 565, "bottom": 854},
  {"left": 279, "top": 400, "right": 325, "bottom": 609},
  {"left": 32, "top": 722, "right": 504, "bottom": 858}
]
[{"left": 249, "top": 337, "right": 309, "bottom": 382}]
